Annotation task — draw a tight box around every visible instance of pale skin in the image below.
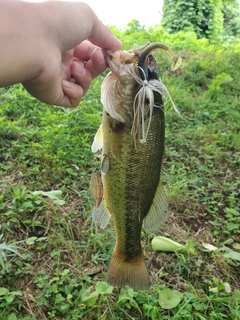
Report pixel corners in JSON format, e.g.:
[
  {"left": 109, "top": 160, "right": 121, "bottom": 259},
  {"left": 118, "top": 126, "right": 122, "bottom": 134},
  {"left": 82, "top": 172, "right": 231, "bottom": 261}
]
[{"left": 0, "top": 0, "right": 122, "bottom": 107}]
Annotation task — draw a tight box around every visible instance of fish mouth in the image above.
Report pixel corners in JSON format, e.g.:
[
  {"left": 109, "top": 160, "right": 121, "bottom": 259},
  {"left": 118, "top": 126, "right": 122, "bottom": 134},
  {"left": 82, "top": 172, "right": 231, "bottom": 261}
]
[
  {"left": 103, "top": 49, "right": 138, "bottom": 75},
  {"left": 102, "top": 49, "right": 121, "bottom": 74},
  {"left": 102, "top": 49, "right": 116, "bottom": 66},
  {"left": 137, "top": 42, "right": 182, "bottom": 81}
]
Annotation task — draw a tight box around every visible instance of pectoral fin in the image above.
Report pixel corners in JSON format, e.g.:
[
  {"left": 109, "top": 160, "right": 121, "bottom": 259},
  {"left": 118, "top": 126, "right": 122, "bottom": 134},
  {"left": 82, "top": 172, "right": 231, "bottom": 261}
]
[
  {"left": 92, "top": 123, "right": 103, "bottom": 153},
  {"left": 143, "top": 181, "right": 168, "bottom": 232}
]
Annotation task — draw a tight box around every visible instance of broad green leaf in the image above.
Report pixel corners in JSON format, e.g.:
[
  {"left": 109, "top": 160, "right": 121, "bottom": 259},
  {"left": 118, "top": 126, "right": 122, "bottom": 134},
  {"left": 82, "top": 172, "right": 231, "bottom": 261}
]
[
  {"left": 8, "top": 313, "right": 17, "bottom": 320},
  {"left": 65, "top": 168, "right": 78, "bottom": 176},
  {"left": 10, "top": 291, "right": 22, "bottom": 296},
  {"left": 224, "top": 250, "right": 240, "bottom": 261},
  {"left": 0, "top": 287, "right": 9, "bottom": 295},
  {"left": 159, "top": 288, "right": 183, "bottom": 310},
  {"left": 32, "top": 190, "right": 65, "bottom": 205},
  {"left": 152, "top": 236, "right": 184, "bottom": 252},
  {"left": 233, "top": 243, "right": 240, "bottom": 250},
  {"left": 53, "top": 199, "right": 65, "bottom": 206},
  {"left": 81, "top": 290, "right": 99, "bottom": 306},
  {"left": 6, "top": 295, "right": 14, "bottom": 303},
  {"left": 184, "top": 240, "right": 196, "bottom": 255},
  {"left": 32, "top": 190, "right": 62, "bottom": 199},
  {"left": 152, "top": 236, "right": 195, "bottom": 254},
  {"left": 233, "top": 290, "right": 240, "bottom": 299},
  {"left": 26, "top": 237, "right": 38, "bottom": 245},
  {"left": 95, "top": 281, "right": 113, "bottom": 295}
]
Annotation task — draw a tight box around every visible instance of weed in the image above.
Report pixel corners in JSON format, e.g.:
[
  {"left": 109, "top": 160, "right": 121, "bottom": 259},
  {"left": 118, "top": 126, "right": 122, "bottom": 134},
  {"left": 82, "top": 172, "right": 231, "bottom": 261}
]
[{"left": 0, "top": 25, "right": 239, "bottom": 319}]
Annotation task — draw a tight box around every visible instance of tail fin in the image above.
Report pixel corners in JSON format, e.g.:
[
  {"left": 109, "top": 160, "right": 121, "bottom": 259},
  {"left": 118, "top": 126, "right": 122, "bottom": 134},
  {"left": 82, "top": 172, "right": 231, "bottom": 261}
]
[{"left": 106, "top": 249, "right": 150, "bottom": 291}]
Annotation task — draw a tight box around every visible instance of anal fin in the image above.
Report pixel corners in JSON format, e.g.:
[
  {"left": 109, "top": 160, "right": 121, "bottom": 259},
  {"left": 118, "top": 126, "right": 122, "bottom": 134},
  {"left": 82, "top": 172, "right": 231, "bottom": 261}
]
[
  {"left": 92, "top": 197, "right": 111, "bottom": 229},
  {"left": 143, "top": 181, "right": 168, "bottom": 232},
  {"left": 90, "top": 170, "right": 111, "bottom": 229}
]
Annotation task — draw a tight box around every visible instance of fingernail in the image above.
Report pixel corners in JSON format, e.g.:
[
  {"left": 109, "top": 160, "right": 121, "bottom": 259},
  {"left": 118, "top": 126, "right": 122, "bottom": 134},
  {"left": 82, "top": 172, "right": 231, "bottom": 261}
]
[
  {"left": 100, "top": 51, "right": 106, "bottom": 64},
  {"left": 74, "top": 62, "right": 86, "bottom": 75},
  {"left": 95, "top": 48, "right": 106, "bottom": 64}
]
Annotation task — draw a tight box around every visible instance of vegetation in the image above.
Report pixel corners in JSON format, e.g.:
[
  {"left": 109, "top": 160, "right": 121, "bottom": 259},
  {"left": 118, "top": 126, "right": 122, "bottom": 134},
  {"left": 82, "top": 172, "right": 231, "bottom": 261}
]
[
  {"left": 161, "top": 0, "right": 240, "bottom": 39},
  {"left": 222, "top": 0, "right": 240, "bottom": 36},
  {"left": 0, "top": 23, "right": 240, "bottom": 319}
]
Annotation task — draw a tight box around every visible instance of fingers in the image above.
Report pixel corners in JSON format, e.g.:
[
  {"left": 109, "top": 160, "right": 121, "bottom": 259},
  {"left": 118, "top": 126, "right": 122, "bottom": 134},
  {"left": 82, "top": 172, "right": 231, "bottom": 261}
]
[
  {"left": 74, "top": 43, "right": 108, "bottom": 79},
  {"left": 61, "top": 60, "right": 95, "bottom": 107},
  {"left": 61, "top": 43, "right": 113, "bottom": 107},
  {"left": 73, "top": 41, "right": 105, "bottom": 64},
  {"left": 71, "top": 61, "right": 92, "bottom": 96},
  {"left": 84, "top": 48, "right": 107, "bottom": 79},
  {"left": 62, "top": 80, "right": 84, "bottom": 107}
]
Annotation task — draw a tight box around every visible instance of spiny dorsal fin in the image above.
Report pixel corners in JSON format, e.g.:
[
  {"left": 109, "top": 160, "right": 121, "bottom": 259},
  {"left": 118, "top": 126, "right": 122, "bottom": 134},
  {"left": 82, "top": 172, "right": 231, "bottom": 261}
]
[
  {"left": 92, "top": 123, "right": 103, "bottom": 153},
  {"left": 143, "top": 181, "right": 168, "bottom": 232}
]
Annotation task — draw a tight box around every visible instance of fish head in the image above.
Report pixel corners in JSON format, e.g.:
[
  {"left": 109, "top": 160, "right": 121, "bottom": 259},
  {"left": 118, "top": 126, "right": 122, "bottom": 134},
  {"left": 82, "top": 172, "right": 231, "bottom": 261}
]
[
  {"left": 101, "top": 43, "right": 182, "bottom": 137},
  {"left": 103, "top": 49, "right": 139, "bottom": 76},
  {"left": 101, "top": 49, "right": 142, "bottom": 124}
]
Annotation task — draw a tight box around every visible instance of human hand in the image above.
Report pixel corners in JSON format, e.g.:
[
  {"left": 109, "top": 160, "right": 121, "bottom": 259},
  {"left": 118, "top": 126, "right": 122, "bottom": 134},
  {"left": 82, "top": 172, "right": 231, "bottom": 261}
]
[
  {"left": 23, "top": 2, "right": 122, "bottom": 107},
  {"left": 0, "top": 1, "right": 122, "bottom": 107}
]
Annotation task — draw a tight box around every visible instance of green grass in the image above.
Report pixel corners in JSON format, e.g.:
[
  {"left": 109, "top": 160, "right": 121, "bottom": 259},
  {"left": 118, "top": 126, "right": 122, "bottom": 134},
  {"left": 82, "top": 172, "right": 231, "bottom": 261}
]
[{"left": 0, "top": 27, "right": 240, "bottom": 319}]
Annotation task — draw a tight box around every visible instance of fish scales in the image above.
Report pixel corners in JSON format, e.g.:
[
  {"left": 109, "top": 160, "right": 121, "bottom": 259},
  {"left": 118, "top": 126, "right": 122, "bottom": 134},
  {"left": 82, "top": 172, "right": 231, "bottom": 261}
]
[
  {"left": 90, "top": 43, "right": 181, "bottom": 290},
  {"left": 103, "top": 107, "right": 164, "bottom": 256}
]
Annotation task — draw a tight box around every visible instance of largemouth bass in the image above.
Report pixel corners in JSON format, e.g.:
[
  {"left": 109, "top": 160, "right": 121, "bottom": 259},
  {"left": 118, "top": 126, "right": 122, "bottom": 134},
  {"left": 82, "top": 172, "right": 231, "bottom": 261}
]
[{"left": 90, "top": 43, "right": 181, "bottom": 290}]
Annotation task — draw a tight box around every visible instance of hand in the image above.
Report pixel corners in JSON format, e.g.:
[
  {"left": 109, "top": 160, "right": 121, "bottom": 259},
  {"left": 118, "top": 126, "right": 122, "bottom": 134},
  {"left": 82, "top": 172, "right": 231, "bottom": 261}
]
[
  {"left": 0, "top": 1, "right": 122, "bottom": 107},
  {"left": 23, "top": 2, "right": 122, "bottom": 107}
]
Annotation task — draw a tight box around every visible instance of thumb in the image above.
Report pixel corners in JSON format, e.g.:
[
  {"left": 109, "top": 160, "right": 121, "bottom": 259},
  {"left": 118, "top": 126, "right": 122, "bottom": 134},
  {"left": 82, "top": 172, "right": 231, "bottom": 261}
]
[
  {"left": 57, "top": 3, "right": 121, "bottom": 52},
  {"left": 88, "top": 19, "right": 122, "bottom": 51}
]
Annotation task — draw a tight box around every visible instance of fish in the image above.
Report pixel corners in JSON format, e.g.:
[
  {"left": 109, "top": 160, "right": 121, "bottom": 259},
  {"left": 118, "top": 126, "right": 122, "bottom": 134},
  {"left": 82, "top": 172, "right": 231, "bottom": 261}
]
[{"left": 90, "top": 42, "right": 182, "bottom": 290}]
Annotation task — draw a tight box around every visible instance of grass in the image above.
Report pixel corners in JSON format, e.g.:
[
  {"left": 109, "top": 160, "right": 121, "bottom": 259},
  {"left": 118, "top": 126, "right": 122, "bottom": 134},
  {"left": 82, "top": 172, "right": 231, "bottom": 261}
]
[{"left": 0, "top": 29, "right": 240, "bottom": 319}]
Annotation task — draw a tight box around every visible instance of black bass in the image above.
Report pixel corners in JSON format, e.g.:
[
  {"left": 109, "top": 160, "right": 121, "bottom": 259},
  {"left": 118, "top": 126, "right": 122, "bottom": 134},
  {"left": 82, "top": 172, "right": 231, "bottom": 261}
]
[{"left": 90, "top": 43, "right": 181, "bottom": 290}]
